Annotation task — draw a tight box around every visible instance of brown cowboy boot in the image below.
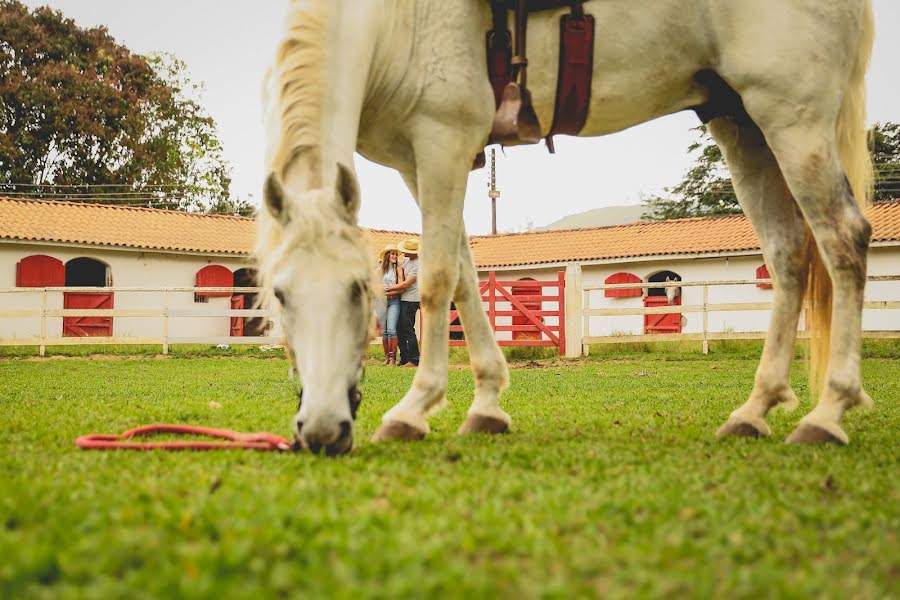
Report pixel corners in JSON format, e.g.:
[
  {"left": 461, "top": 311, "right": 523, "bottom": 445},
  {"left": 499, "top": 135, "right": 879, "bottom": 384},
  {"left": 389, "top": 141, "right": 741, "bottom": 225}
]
[
  {"left": 388, "top": 338, "right": 398, "bottom": 366},
  {"left": 382, "top": 338, "right": 391, "bottom": 365}
]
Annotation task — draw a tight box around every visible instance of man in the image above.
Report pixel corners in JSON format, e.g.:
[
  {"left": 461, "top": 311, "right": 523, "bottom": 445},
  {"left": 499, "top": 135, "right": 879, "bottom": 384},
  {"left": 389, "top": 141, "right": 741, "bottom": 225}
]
[{"left": 391, "top": 238, "right": 419, "bottom": 367}]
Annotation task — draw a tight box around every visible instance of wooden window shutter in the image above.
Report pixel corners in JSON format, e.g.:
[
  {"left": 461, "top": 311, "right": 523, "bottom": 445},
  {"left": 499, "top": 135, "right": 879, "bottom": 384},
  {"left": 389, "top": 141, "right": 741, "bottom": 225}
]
[
  {"left": 16, "top": 255, "right": 65, "bottom": 287},
  {"left": 756, "top": 264, "right": 773, "bottom": 289},
  {"left": 196, "top": 265, "right": 233, "bottom": 297},
  {"left": 604, "top": 272, "right": 642, "bottom": 298}
]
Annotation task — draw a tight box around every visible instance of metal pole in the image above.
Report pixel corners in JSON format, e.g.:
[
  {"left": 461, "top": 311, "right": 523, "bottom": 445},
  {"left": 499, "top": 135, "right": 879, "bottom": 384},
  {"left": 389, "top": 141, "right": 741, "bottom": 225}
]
[
  {"left": 488, "top": 148, "right": 500, "bottom": 235},
  {"left": 492, "top": 198, "right": 497, "bottom": 235}
]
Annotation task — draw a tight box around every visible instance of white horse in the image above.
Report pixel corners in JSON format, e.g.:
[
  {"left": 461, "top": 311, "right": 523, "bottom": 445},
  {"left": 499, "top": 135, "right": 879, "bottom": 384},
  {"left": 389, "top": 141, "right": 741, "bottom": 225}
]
[
  {"left": 258, "top": 0, "right": 874, "bottom": 454},
  {"left": 664, "top": 277, "right": 680, "bottom": 305}
]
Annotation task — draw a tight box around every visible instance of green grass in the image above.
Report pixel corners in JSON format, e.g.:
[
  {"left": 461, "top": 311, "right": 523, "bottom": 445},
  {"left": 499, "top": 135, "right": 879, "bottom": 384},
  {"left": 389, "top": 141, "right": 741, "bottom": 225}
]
[
  {"left": 5, "top": 338, "right": 899, "bottom": 362},
  {"left": 0, "top": 355, "right": 898, "bottom": 598}
]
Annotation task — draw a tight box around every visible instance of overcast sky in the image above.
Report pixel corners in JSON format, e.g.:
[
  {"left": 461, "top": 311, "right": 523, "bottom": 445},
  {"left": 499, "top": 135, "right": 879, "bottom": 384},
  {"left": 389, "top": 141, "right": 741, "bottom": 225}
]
[{"left": 21, "top": 0, "right": 900, "bottom": 234}]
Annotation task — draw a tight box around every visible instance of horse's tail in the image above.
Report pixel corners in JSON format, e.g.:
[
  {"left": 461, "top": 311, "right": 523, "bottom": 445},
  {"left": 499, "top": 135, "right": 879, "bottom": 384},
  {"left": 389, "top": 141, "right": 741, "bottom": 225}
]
[{"left": 807, "top": 0, "right": 874, "bottom": 399}]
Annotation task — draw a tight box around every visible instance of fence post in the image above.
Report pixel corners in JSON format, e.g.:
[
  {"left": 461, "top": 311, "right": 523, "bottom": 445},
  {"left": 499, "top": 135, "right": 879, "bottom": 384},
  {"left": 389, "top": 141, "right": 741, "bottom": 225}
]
[
  {"left": 702, "top": 284, "right": 709, "bottom": 355},
  {"left": 39, "top": 289, "right": 47, "bottom": 357},
  {"left": 488, "top": 271, "right": 497, "bottom": 333},
  {"left": 557, "top": 270, "right": 566, "bottom": 356},
  {"left": 564, "top": 264, "right": 582, "bottom": 358},
  {"left": 162, "top": 289, "right": 170, "bottom": 355},
  {"left": 582, "top": 288, "right": 590, "bottom": 356}
]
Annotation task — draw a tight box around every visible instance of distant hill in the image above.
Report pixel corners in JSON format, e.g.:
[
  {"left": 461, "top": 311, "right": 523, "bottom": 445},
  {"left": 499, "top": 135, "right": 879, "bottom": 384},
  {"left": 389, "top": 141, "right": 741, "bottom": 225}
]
[{"left": 538, "top": 205, "right": 645, "bottom": 231}]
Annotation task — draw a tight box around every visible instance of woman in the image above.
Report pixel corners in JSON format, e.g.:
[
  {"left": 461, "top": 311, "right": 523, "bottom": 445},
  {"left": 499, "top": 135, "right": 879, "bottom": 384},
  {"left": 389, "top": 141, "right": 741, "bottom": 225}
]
[{"left": 374, "top": 244, "right": 404, "bottom": 365}]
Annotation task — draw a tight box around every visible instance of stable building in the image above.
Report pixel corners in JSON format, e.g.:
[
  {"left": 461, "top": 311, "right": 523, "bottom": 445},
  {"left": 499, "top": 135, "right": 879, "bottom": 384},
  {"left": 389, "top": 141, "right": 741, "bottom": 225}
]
[
  {"left": 469, "top": 200, "right": 900, "bottom": 343},
  {"left": 1, "top": 197, "right": 899, "bottom": 349},
  {"left": 0, "top": 198, "right": 402, "bottom": 342}
]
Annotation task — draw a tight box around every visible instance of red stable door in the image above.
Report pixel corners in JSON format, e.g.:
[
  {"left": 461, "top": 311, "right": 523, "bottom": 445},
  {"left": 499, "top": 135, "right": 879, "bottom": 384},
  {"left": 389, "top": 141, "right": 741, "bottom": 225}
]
[
  {"left": 63, "top": 292, "right": 114, "bottom": 337},
  {"left": 643, "top": 295, "right": 682, "bottom": 334},
  {"left": 230, "top": 295, "right": 244, "bottom": 337}
]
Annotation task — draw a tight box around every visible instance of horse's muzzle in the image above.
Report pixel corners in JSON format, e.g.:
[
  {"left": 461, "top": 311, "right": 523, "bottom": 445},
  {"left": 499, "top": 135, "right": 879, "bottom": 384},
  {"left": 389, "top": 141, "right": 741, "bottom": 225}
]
[{"left": 295, "top": 419, "right": 353, "bottom": 457}]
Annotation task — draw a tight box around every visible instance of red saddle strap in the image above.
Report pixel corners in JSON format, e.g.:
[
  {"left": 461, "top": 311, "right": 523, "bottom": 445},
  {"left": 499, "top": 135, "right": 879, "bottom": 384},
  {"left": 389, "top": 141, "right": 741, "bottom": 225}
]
[{"left": 75, "top": 424, "right": 293, "bottom": 451}]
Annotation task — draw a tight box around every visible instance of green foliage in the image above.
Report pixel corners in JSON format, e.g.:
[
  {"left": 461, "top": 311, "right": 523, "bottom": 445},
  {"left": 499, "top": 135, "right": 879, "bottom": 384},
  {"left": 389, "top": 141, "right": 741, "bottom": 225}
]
[
  {"left": 643, "top": 122, "right": 900, "bottom": 220},
  {"left": 1, "top": 356, "right": 898, "bottom": 597},
  {"left": 642, "top": 125, "right": 739, "bottom": 220},
  {"left": 0, "top": 1, "right": 247, "bottom": 214},
  {"left": 871, "top": 121, "right": 900, "bottom": 202}
]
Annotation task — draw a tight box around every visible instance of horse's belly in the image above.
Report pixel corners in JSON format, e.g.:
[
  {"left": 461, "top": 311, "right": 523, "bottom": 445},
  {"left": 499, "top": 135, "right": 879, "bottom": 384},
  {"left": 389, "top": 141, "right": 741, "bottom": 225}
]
[{"left": 524, "top": 3, "right": 712, "bottom": 137}]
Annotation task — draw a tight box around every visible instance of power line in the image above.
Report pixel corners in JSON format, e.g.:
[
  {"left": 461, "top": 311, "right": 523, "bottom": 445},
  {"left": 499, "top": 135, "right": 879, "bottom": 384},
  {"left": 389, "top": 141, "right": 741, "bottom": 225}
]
[{"left": 0, "top": 182, "right": 200, "bottom": 189}]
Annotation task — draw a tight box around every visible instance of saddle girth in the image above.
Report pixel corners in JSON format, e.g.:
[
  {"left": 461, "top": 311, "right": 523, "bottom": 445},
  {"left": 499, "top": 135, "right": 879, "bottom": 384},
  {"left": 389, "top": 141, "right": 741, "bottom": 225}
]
[{"left": 485, "top": 0, "right": 594, "bottom": 152}]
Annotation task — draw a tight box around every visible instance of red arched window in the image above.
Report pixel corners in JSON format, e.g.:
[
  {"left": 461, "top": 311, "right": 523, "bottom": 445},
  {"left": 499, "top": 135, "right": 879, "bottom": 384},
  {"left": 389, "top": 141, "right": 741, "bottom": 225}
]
[
  {"left": 756, "top": 264, "right": 773, "bottom": 289},
  {"left": 604, "top": 272, "right": 642, "bottom": 298},
  {"left": 195, "top": 265, "right": 233, "bottom": 297},
  {"left": 16, "top": 255, "right": 65, "bottom": 287}
]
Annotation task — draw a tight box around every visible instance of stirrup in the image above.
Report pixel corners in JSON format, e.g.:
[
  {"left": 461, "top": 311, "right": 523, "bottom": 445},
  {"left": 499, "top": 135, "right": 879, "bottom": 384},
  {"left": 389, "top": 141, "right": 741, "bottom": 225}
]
[{"left": 491, "top": 81, "right": 542, "bottom": 145}]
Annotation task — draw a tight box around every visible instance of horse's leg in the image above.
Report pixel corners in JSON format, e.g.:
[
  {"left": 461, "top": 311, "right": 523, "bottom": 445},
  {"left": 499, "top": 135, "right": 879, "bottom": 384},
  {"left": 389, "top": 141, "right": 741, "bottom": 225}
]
[
  {"left": 755, "top": 122, "right": 872, "bottom": 445},
  {"left": 454, "top": 231, "right": 511, "bottom": 434},
  {"left": 372, "top": 146, "right": 471, "bottom": 442},
  {"left": 708, "top": 118, "right": 806, "bottom": 438}
]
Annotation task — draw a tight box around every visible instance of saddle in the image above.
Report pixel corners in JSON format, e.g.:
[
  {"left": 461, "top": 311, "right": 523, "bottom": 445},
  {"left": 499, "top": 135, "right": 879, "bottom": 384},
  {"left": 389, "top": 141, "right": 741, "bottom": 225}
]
[{"left": 483, "top": 0, "right": 594, "bottom": 158}]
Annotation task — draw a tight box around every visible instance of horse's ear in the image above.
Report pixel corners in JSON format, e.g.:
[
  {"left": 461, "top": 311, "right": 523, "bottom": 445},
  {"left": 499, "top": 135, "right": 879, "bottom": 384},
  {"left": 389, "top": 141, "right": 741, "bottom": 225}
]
[
  {"left": 264, "top": 172, "right": 288, "bottom": 223},
  {"left": 336, "top": 162, "right": 360, "bottom": 222}
]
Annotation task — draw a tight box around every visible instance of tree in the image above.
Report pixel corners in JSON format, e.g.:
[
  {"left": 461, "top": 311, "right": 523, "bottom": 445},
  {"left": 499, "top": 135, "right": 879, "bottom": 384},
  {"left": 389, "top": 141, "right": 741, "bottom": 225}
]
[
  {"left": 0, "top": 0, "right": 243, "bottom": 213},
  {"left": 871, "top": 121, "right": 900, "bottom": 202},
  {"left": 642, "top": 122, "right": 900, "bottom": 220}
]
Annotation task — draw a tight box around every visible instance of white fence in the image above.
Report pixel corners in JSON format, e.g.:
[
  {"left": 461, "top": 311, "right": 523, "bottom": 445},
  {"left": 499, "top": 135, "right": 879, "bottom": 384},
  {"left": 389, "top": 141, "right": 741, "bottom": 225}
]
[
  {"left": 0, "top": 286, "right": 279, "bottom": 355},
  {"left": 578, "top": 274, "right": 900, "bottom": 356},
  {"left": 2, "top": 275, "right": 899, "bottom": 357}
]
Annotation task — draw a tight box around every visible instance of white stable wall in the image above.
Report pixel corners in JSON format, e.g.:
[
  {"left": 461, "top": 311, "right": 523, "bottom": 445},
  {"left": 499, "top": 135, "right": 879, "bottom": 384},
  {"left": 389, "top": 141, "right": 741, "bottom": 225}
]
[
  {"left": 0, "top": 242, "right": 277, "bottom": 342},
  {"left": 3, "top": 240, "right": 896, "bottom": 346}
]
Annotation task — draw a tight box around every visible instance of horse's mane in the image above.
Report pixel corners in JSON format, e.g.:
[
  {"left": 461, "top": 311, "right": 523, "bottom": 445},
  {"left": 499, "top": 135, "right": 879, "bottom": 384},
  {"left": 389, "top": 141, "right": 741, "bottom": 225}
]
[{"left": 264, "top": 0, "right": 328, "bottom": 174}]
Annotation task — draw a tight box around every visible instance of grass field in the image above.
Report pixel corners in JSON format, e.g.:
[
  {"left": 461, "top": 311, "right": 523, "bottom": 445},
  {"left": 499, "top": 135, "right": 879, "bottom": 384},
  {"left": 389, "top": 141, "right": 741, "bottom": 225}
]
[{"left": 1, "top": 352, "right": 898, "bottom": 598}]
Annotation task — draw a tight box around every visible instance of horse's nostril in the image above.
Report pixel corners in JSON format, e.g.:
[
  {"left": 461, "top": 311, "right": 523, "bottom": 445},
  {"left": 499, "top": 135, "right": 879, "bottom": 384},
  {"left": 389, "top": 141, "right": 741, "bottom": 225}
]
[
  {"left": 307, "top": 440, "right": 322, "bottom": 454},
  {"left": 296, "top": 421, "right": 304, "bottom": 435},
  {"left": 338, "top": 420, "right": 352, "bottom": 440}
]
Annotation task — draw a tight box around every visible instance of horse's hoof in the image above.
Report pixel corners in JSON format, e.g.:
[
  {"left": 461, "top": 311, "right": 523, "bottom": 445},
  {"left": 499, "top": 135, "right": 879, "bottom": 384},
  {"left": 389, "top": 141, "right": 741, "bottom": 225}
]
[
  {"left": 458, "top": 413, "right": 510, "bottom": 435},
  {"left": 857, "top": 390, "right": 875, "bottom": 410},
  {"left": 786, "top": 421, "right": 848, "bottom": 445},
  {"left": 716, "top": 417, "right": 770, "bottom": 439},
  {"left": 372, "top": 420, "right": 427, "bottom": 443}
]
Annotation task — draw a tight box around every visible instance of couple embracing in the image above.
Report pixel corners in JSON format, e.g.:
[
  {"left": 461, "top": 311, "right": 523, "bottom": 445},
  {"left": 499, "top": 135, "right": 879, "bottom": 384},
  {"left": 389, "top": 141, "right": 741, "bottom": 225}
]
[{"left": 375, "top": 238, "right": 419, "bottom": 367}]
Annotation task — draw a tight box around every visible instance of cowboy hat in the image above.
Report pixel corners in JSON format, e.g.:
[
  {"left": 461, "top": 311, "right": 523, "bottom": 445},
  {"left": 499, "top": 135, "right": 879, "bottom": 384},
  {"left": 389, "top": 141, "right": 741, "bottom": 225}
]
[
  {"left": 379, "top": 243, "right": 398, "bottom": 259},
  {"left": 397, "top": 238, "right": 419, "bottom": 255}
]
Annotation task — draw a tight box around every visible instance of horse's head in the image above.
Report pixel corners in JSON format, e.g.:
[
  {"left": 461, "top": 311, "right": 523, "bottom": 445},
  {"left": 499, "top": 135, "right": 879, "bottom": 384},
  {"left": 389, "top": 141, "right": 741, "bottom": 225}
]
[
  {"left": 257, "top": 164, "right": 371, "bottom": 456},
  {"left": 665, "top": 276, "right": 679, "bottom": 304}
]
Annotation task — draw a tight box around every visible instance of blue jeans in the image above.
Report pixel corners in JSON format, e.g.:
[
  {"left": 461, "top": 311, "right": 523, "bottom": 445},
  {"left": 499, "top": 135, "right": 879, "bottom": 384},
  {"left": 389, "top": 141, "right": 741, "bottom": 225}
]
[
  {"left": 382, "top": 298, "right": 400, "bottom": 339},
  {"left": 398, "top": 300, "right": 420, "bottom": 365}
]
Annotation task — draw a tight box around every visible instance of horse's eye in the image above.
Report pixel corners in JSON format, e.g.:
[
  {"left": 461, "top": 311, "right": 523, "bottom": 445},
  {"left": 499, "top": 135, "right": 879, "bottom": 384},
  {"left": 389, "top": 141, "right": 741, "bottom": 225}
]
[
  {"left": 349, "top": 280, "right": 367, "bottom": 304},
  {"left": 348, "top": 385, "right": 362, "bottom": 420}
]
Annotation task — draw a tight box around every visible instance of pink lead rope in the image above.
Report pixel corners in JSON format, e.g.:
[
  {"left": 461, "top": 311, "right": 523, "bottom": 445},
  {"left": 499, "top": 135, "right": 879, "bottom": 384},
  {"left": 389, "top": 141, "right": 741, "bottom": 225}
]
[{"left": 75, "top": 424, "right": 293, "bottom": 451}]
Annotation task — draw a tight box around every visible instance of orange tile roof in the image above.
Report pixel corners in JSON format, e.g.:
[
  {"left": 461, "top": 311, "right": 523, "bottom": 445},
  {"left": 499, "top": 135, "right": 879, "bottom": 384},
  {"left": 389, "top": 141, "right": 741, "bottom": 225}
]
[
  {"left": 471, "top": 199, "right": 900, "bottom": 268},
  {"left": 0, "top": 198, "right": 414, "bottom": 259},
  {"left": 0, "top": 198, "right": 255, "bottom": 255},
  {"left": 2, "top": 197, "right": 899, "bottom": 268}
]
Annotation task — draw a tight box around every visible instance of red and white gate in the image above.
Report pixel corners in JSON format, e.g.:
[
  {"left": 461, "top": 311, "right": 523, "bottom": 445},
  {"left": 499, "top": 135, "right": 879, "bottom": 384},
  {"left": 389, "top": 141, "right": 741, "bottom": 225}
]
[{"left": 448, "top": 271, "right": 565, "bottom": 355}]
